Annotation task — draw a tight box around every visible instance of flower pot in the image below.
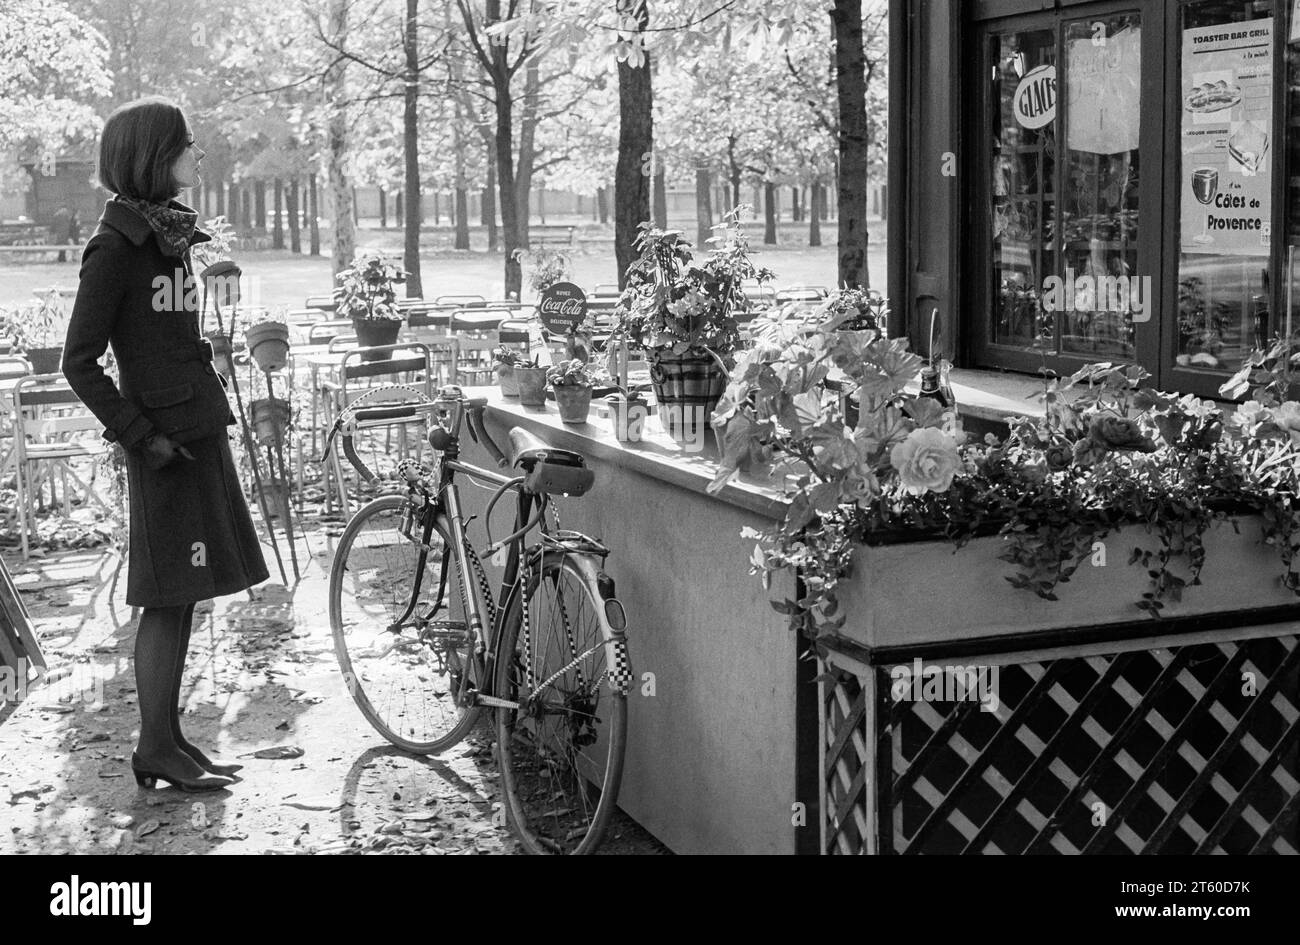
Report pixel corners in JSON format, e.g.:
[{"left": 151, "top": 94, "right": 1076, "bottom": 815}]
[
  {"left": 497, "top": 363, "right": 520, "bottom": 397},
  {"left": 606, "top": 393, "right": 648, "bottom": 442},
  {"left": 205, "top": 331, "right": 235, "bottom": 379},
  {"left": 351, "top": 317, "right": 401, "bottom": 361},
  {"left": 250, "top": 397, "right": 291, "bottom": 445},
  {"left": 553, "top": 385, "right": 593, "bottom": 424},
  {"left": 25, "top": 345, "right": 62, "bottom": 375},
  {"left": 514, "top": 365, "right": 548, "bottom": 406},
  {"left": 650, "top": 348, "right": 728, "bottom": 442},
  {"left": 245, "top": 320, "right": 290, "bottom": 372}
]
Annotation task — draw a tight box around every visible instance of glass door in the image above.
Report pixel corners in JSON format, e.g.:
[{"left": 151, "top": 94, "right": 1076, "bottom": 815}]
[{"left": 973, "top": 2, "right": 1162, "bottom": 379}]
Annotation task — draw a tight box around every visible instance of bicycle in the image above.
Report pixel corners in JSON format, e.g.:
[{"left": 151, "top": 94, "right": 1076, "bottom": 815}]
[{"left": 322, "top": 384, "right": 632, "bottom": 854}]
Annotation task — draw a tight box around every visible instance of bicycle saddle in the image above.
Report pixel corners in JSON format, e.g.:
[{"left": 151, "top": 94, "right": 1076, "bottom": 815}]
[
  {"left": 508, "top": 427, "right": 593, "bottom": 497},
  {"left": 508, "top": 427, "right": 585, "bottom": 469}
]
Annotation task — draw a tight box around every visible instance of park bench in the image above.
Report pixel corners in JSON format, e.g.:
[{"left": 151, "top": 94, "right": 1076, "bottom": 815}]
[
  {"left": 0, "top": 245, "right": 81, "bottom": 262},
  {"left": 527, "top": 225, "right": 576, "bottom": 249}
]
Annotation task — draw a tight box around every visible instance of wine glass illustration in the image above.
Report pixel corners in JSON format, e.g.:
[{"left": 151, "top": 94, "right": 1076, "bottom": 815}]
[{"left": 1192, "top": 167, "right": 1218, "bottom": 244}]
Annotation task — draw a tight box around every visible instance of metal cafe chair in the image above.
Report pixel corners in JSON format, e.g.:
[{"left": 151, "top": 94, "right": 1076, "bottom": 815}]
[
  {"left": 322, "top": 342, "right": 455, "bottom": 515},
  {"left": 11, "top": 375, "right": 113, "bottom": 560},
  {"left": 449, "top": 310, "right": 504, "bottom": 386},
  {"left": 307, "top": 319, "right": 353, "bottom": 346},
  {"left": 304, "top": 294, "right": 337, "bottom": 313},
  {"left": 435, "top": 294, "right": 486, "bottom": 308}
]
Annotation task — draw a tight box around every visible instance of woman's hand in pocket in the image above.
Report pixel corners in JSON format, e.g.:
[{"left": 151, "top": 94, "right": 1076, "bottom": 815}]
[{"left": 141, "top": 432, "right": 196, "bottom": 470}]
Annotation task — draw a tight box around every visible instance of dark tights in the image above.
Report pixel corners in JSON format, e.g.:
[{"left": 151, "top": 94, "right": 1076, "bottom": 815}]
[{"left": 134, "top": 602, "right": 208, "bottom": 774}]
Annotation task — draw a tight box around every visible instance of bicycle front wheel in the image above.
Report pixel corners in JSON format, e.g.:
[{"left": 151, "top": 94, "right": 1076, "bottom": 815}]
[
  {"left": 495, "top": 551, "right": 629, "bottom": 854},
  {"left": 329, "top": 494, "right": 481, "bottom": 754}
]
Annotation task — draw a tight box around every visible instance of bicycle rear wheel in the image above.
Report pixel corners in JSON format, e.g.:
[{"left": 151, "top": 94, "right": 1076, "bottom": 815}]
[
  {"left": 495, "top": 551, "right": 628, "bottom": 854},
  {"left": 329, "top": 494, "right": 481, "bottom": 754}
]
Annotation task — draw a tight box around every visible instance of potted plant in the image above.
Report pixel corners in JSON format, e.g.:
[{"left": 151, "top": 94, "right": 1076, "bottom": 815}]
[
  {"left": 333, "top": 253, "right": 406, "bottom": 362},
  {"left": 244, "top": 312, "right": 291, "bottom": 373},
  {"left": 612, "top": 206, "right": 772, "bottom": 442},
  {"left": 815, "top": 287, "right": 889, "bottom": 335},
  {"left": 547, "top": 358, "right": 598, "bottom": 424},
  {"left": 5, "top": 291, "right": 70, "bottom": 374},
  {"left": 250, "top": 395, "right": 291, "bottom": 445},
  {"left": 494, "top": 346, "right": 525, "bottom": 397},
  {"left": 513, "top": 354, "right": 548, "bottom": 406},
  {"left": 513, "top": 247, "right": 573, "bottom": 295}
]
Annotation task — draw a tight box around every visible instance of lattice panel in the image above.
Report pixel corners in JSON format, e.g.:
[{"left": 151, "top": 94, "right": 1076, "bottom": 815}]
[
  {"left": 822, "top": 633, "right": 1300, "bottom": 854},
  {"left": 823, "top": 669, "right": 871, "bottom": 854}
]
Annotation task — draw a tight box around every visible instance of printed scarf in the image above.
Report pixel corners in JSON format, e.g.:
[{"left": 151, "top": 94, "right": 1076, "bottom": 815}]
[{"left": 115, "top": 195, "right": 199, "bottom": 258}]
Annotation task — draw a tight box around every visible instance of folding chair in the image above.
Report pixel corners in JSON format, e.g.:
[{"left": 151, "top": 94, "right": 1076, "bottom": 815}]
[
  {"left": 11, "top": 375, "right": 113, "bottom": 559},
  {"left": 449, "top": 310, "right": 505, "bottom": 386}
]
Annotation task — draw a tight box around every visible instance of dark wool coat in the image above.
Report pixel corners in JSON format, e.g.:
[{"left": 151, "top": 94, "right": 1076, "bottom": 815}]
[{"left": 63, "top": 198, "right": 269, "bottom": 607}]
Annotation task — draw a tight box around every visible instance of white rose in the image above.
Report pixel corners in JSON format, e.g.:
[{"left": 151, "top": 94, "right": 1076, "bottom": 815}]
[
  {"left": 1273, "top": 402, "right": 1300, "bottom": 444},
  {"left": 890, "top": 427, "right": 961, "bottom": 495}
]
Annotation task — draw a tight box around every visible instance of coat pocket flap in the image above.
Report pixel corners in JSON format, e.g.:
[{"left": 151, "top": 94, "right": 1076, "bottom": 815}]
[{"left": 140, "top": 383, "right": 195, "bottom": 409}]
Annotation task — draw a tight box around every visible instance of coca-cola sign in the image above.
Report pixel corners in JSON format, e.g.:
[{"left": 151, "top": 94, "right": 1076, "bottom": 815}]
[{"left": 536, "top": 281, "right": 588, "bottom": 334}]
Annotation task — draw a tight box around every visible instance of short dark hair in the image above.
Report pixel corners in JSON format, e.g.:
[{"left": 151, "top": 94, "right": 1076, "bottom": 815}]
[{"left": 97, "top": 97, "right": 190, "bottom": 203}]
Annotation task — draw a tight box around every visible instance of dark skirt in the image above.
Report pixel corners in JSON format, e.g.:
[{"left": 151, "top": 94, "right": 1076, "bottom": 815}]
[{"left": 124, "top": 432, "right": 269, "bottom": 608}]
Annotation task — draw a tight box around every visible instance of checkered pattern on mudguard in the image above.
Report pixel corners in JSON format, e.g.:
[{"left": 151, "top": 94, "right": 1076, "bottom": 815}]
[{"left": 608, "top": 634, "right": 633, "bottom": 696}]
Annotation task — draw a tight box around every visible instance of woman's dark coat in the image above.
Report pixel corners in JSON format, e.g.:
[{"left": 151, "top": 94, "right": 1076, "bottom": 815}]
[{"left": 63, "top": 198, "right": 268, "bottom": 607}]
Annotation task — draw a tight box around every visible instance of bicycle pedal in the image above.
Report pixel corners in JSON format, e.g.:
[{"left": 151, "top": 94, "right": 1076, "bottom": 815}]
[{"left": 424, "top": 620, "right": 468, "bottom": 638}]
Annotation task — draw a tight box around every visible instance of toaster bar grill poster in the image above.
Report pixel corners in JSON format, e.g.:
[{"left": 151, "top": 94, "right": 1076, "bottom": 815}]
[{"left": 1180, "top": 18, "right": 1273, "bottom": 256}]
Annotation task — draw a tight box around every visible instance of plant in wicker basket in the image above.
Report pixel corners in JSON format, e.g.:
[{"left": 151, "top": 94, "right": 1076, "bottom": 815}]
[{"left": 612, "top": 205, "right": 772, "bottom": 441}]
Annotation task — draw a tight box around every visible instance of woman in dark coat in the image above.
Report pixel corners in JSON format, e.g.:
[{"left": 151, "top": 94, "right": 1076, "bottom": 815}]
[{"left": 63, "top": 97, "right": 269, "bottom": 792}]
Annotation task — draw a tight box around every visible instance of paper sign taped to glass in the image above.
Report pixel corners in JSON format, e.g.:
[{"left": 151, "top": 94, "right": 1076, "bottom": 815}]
[
  {"left": 1067, "top": 26, "right": 1141, "bottom": 155},
  {"left": 1178, "top": 18, "right": 1273, "bottom": 256}
]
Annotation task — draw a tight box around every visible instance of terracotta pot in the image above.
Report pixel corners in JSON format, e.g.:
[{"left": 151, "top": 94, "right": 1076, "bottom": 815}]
[
  {"left": 25, "top": 346, "right": 62, "bottom": 375},
  {"left": 497, "top": 362, "right": 520, "bottom": 397},
  {"left": 606, "top": 393, "right": 648, "bottom": 442},
  {"left": 250, "top": 397, "right": 291, "bottom": 445},
  {"left": 245, "top": 320, "right": 290, "bottom": 372},
  {"left": 351, "top": 317, "right": 401, "bottom": 361},
  {"left": 205, "top": 332, "right": 235, "bottom": 379},
  {"left": 650, "top": 348, "right": 728, "bottom": 442},
  {"left": 553, "top": 384, "right": 592, "bottom": 424},
  {"left": 514, "top": 365, "right": 548, "bottom": 406}
]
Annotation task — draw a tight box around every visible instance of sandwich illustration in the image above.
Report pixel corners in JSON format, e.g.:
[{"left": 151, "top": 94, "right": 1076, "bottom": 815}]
[
  {"left": 1185, "top": 79, "right": 1242, "bottom": 113},
  {"left": 1229, "top": 120, "right": 1269, "bottom": 173}
]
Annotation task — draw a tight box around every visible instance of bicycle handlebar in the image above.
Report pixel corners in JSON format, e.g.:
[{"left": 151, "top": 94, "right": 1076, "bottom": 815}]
[{"left": 467, "top": 405, "right": 508, "bottom": 469}]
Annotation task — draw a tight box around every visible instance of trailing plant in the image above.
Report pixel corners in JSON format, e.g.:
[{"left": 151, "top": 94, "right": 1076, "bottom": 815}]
[
  {"left": 512, "top": 246, "right": 572, "bottom": 293},
  {"left": 719, "top": 307, "right": 1300, "bottom": 652},
  {"left": 2, "top": 290, "right": 70, "bottom": 349}
]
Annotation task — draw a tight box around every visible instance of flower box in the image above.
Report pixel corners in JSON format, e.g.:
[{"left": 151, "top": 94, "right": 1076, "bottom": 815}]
[{"left": 831, "top": 515, "right": 1299, "bottom": 653}]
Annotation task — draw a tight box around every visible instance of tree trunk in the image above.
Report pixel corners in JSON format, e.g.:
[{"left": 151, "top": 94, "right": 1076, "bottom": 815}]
[
  {"left": 484, "top": 154, "right": 498, "bottom": 252},
  {"left": 596, "top": 185, "right": 608, "bottom": 224},
  {"left": 378, "top": 186, "right": 387, "bottom": 228},
  {"left": 792, "top": 186, "right": 802, "bottom": 222},
  {"left": 455, "top": 188, "right": 469, "bottom": 250},
  {"left": 272, "top": 178, "right": 284, "bottom": 250},
  {"left": 614, "top": 0, "right": 651, "bottom": 288},
  {"left": 254, "top": 180, "right": 266, "bottom": 231},
  {"left": 515, "top": 57, "right": 541, "bottom": 251},
  {"left": 726, "top": 136, "right": 741, "bottom": 211},
  {"left": 831, "top": 0, "right": 869, "bottom": 286},
  {"left": 309, "top": 173, "right": 321, "bottom": 255},
  {"left": 401, "top": 3, "right": 423, "bottom": 294},
  {"left": 432, "top": 191, "right": 439, "bottom": 226},
  {"left": 694, "top": 167, "right": 712, "bottom": 249},
  {"left": 396, "top": 190, "right": 404, "bottom": 227},
  {"left": 327, "top": 0, "right": 356, "bottom": 276},
  {"left": 653, "top": 161, "right": 667, "bottom": 228},
  {"left": 809, "top": 182, "right": 822, "bottom": 247},
  {"left": 287, "top": 176, "right": 301, "bottom": 253},
  {"left": 481, "top": 2, "right": 522, "bottom": 297},
  {"left": 215, "top": 177, "right": 225, "bottom": 218},
  {"left": 763, "top": 182, "right": 777, "bottom": 244}
]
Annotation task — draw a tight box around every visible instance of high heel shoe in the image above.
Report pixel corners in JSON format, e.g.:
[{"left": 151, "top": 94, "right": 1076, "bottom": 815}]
[
  {"left": 131, "top": 752, "right": 235, "bottom": 793},
  {"left": 182, "top": 745, "right": 244, "bottom": 778}
]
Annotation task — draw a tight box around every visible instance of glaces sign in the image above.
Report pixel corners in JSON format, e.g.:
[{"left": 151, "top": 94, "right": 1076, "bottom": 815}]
[
  {"left": 1013, "top": 64, "right": 1056, "bottom": 129},
  {"left": 537, "top": 281, "right": 588, "bottom": 334}
]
